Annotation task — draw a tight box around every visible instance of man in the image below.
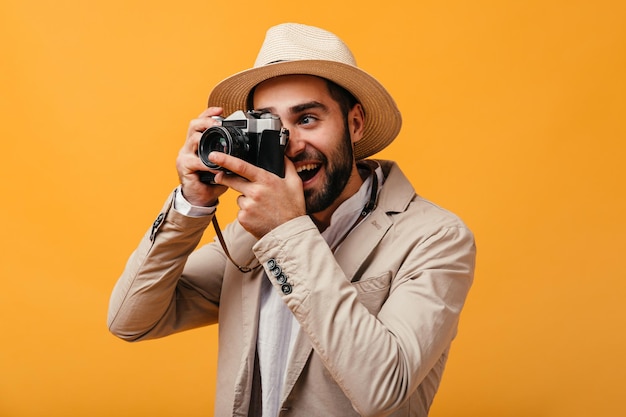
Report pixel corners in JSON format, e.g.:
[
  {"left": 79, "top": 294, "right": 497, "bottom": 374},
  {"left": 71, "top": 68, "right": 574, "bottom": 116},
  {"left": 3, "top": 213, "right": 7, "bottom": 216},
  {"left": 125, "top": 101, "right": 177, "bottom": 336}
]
[{"left": 108, "top": 23, "right": 476, "bottom": 417}]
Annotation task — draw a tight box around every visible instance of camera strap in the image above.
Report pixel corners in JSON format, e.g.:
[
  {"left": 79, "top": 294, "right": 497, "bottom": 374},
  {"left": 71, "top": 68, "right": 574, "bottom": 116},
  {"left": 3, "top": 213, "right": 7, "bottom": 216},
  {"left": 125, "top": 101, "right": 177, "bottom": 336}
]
[
  {"left": 329, "top": 160, "right": 380, "bottom": 253},
  {"left": 212, "top": 215, "right": 257, "bottom": 273}
]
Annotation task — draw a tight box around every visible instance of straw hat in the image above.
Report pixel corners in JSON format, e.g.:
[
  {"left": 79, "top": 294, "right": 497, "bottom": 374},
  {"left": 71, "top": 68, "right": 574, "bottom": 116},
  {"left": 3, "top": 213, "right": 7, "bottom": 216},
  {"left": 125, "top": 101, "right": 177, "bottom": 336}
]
[{"left": 207, "top": 23, "right": 402, "bottom": 160}]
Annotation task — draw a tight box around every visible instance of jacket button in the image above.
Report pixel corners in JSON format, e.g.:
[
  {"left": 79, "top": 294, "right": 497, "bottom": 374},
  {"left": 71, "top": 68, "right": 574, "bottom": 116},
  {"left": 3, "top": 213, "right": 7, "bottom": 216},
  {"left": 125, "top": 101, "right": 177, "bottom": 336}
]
[
  {"left": 271, "top": 266, "right": 282, "bottom": 277},
  {"left": 276, "top": 273, "right": 287, "bottom": 284},
  {"left": 267, "top": 258, "right": 277, "bottom": 269},
  {"left": 149, "top": 213, "right": 165, "bottom": 241},
  {"left": 281, "top": 284, "right": 292, "bottom": 295},
  {"left": 154, "top": 212, "right": 165, "bottom": 225}
]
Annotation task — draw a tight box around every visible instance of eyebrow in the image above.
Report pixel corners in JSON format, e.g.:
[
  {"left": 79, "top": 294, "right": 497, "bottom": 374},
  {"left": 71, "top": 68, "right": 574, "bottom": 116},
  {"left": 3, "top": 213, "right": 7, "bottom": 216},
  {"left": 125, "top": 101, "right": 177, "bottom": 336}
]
[{"left": 256, "top": 100, "right": 329, "bottom": 115}]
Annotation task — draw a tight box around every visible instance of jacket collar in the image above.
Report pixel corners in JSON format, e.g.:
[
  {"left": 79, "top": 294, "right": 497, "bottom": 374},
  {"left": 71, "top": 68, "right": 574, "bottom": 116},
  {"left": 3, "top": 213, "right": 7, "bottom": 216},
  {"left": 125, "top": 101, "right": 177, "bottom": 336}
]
[
  {"left": 374, "top": 159, "right": 416, "bottom": 215},
  {"left": 333, "top": 159, "right": 416, "bottom": 281}
]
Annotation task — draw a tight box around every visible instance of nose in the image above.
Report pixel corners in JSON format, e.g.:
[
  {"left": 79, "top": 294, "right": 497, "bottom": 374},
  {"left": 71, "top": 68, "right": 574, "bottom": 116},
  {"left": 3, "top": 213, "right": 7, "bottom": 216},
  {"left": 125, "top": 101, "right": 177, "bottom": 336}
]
[{"left": 284, "top": 128, "right": 305, "bottom": 159}]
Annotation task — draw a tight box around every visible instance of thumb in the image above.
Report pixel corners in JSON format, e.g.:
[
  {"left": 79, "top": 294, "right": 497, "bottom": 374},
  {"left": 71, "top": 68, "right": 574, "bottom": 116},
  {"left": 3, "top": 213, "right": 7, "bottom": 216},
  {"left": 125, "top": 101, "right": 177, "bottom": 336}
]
[{"left": 283, "top": 157, "right": 300, "bottom": 184}]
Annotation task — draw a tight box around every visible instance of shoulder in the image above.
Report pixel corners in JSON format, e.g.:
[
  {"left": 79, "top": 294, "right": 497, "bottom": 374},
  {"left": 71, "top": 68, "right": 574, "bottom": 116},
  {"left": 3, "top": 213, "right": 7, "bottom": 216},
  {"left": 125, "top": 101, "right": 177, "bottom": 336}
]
[{"left": 373, "top": 159, "right": 472, "bottom": 234}]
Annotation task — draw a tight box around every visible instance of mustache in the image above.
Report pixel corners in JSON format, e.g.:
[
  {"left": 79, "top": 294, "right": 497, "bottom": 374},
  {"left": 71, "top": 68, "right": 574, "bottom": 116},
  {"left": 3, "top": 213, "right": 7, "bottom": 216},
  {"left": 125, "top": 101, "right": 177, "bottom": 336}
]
[{"left": 289, "top": 148, "right": 328, "bottom": 165}]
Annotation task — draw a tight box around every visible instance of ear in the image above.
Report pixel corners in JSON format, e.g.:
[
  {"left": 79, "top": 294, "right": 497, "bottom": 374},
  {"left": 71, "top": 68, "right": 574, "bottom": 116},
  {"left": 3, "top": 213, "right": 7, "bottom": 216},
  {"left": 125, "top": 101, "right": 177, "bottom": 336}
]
[{"left": 348, "top": 103, "right": 365, "bottom": 144}]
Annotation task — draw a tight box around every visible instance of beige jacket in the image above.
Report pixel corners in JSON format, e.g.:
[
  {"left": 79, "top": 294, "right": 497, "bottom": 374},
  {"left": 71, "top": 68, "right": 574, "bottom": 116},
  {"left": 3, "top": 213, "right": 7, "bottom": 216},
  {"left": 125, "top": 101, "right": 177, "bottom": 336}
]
[{"left": 108, "top": 160, "right": 476, "bottom": 417}]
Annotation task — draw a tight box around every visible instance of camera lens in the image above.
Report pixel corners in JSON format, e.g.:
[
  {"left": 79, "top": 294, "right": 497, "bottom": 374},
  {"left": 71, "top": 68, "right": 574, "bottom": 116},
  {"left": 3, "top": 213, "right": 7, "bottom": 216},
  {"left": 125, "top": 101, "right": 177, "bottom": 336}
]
[{"left": 198, "top": 126, "right": 249, "bottom": 169}]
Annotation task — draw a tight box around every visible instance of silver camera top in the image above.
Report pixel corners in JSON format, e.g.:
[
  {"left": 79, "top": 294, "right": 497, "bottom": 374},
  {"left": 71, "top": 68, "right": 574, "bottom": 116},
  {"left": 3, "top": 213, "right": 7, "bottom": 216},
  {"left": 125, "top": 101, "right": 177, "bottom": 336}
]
[{"left": 222, "top": 110, "right": 283, "bottom": 134}]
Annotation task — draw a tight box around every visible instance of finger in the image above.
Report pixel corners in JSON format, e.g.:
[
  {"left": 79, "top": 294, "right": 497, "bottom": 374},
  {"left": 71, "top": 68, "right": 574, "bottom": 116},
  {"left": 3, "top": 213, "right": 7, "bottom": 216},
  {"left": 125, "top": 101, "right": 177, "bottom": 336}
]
[
  {"left": 179, "top": 151, "right": 216, "bottom": 174},
  {"left": 236, "top": 194, "right": 246, "bottom": 209},
  {"left": 187, "top": 107, "right": 224, "bottom": 139},
  {"left": 209, "top": 152, "right": 261, "bottom": 182},
  {"left": 188, "top": 114, "right": 222, "bottom": 137},
  {"left": 212, "top": 170, "right": 250, "bottom": 196},
  {"left": 283, "top": 157, "right": 299, "bottom": 182},
  {"left": 197, "top": 106, "right": 223, "bottom": 118}
]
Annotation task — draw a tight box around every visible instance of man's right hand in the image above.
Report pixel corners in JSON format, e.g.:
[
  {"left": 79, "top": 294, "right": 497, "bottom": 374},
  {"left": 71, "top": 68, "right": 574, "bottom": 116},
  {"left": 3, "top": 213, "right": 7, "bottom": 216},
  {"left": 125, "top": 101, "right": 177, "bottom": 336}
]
[{"left": 176, "top": 107, "right": 229, "bottom": 207}]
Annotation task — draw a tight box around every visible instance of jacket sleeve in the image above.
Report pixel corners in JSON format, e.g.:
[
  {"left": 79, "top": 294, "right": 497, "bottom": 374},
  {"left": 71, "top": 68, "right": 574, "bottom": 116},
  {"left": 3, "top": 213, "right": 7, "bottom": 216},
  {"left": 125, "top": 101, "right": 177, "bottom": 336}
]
[
  {"left": 107, "top": 191, "right": 226, "bottom": 341},
  {"left": 252, "top": 213, "right": 476, "bottom": 416}
]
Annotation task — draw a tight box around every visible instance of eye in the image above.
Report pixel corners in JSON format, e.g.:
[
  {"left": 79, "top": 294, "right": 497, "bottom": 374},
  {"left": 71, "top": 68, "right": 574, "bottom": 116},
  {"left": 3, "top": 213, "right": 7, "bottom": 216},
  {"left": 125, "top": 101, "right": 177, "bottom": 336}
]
[{"left": 299, "top": 114, "right": 317, "bottom": 126}]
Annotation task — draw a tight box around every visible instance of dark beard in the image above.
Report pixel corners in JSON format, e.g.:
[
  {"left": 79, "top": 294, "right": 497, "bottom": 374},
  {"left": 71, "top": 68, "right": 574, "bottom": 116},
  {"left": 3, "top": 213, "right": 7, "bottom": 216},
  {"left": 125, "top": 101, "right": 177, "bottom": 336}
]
[{"left": 303, "top": 127, "right": 354, "bottom": 214}]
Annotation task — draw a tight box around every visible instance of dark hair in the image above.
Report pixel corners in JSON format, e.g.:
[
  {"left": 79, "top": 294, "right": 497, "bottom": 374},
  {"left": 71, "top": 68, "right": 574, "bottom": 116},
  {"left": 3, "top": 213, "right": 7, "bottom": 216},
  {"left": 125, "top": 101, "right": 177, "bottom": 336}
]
[
  {"left": 324, "top": 79, "right": 360, "bottom": 117},
  {"left": 246, "top": 76, "right": 361, "bottom": 117}
]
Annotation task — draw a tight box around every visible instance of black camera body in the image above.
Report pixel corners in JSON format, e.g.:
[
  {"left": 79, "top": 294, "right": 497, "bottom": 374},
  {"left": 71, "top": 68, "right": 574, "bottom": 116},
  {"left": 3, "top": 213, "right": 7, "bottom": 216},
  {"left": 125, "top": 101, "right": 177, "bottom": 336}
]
[{"left": 197, "top": 110, "right": 289, "bottom": 184}]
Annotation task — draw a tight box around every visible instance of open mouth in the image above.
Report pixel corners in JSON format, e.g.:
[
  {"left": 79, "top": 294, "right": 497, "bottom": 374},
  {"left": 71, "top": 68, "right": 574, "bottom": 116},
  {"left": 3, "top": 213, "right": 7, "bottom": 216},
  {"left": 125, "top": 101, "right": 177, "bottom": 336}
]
[{"left": 296, "top": 163, "right": 321, "bottom": 183}]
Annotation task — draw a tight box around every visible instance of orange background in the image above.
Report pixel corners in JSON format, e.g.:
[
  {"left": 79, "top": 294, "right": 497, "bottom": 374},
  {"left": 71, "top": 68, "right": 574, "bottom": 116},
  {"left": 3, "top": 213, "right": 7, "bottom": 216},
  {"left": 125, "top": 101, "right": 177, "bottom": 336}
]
[{"left": 1, "top": 1, "right": 625, "bottom": 416}]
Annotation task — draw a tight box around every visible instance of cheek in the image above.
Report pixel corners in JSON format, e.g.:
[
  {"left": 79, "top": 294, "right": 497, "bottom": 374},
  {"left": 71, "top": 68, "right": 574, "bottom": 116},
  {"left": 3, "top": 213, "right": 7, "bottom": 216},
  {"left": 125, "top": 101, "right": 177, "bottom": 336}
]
[{"left": 315, "top": 121, "right": 348, "bottom": 150}]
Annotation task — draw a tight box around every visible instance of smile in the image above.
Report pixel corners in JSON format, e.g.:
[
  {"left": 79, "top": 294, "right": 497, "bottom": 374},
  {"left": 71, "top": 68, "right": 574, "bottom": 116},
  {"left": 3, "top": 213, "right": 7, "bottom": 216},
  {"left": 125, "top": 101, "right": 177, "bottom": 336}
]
[{"left": 296, "top": 163, "right": 321, "bottom": 182}]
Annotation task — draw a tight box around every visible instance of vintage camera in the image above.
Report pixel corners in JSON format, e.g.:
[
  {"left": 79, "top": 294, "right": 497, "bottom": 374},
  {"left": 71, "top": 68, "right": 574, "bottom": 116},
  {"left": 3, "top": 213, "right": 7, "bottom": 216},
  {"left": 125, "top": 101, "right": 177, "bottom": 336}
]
[{"left": 197, "top": 110, "right": 290, "bottom": 184}]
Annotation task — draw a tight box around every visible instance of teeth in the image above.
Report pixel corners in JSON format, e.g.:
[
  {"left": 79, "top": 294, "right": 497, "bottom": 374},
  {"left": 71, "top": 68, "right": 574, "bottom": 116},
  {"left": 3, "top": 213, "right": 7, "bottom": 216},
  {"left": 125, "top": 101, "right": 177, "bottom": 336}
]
[{"left": 296, "top": 163, "right": 319, "bottom": 173}]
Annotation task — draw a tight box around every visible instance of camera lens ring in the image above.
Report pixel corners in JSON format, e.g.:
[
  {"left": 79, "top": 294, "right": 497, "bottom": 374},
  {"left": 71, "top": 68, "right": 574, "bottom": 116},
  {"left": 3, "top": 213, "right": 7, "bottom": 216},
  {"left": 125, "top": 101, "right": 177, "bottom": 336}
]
[{"left": 198, "top": 126, "right": 248, "bottom": 169}]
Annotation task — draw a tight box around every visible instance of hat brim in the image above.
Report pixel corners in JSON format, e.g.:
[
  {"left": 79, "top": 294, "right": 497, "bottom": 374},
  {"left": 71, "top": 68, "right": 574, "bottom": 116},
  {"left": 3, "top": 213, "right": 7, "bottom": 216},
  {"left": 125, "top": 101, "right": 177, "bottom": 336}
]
[{"left": 208, "top": 60, "right": 402, "bottom": 160}]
